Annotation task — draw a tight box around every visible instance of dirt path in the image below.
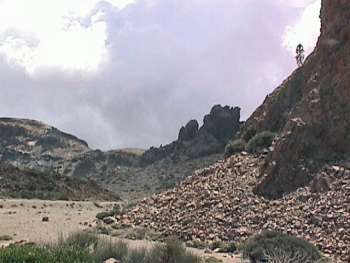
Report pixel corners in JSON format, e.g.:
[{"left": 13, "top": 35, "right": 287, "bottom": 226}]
[{"left": 0, "top": 199, "right": 243, "bottom": 263}]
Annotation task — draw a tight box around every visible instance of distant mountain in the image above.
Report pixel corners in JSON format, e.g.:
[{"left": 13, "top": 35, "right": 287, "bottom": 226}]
[
  {"left": 0, "top": 118, "right": 89, "bottom": 172},
  {"left": 0, "top": 164, "right": 117, "bottom": 201},
  {"left": 115, "top": 3, "right": 350, "bottom": 261}
]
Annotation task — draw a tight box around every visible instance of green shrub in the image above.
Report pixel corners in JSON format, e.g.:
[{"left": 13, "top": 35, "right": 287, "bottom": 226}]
[
  {"left": 209, "top": 241, "right": 236, "bottom": 253},
  {"left": 57, "top": 232, "right": 98, "bottom": 250},
  {"left": 0, "top": 235, "right": 13, "bottom": 241},
  {"left": 242, "top": 231, "right": 324, "bottom": 263},
  {"left": 224, "top": 139, "right": 246, "bottom": 157},
  {"left": 186, "top": 239, "right": 208, "bottom": 249},
  {"left": 124, "top": 248, "right": 147, "bottom": 263},
  {"left": 243, "top": 129, "right": 257, "bottom": 142},
  {"left": 125, "top": 227, "right": 146, "bottom": 240},
  {"left": 245, "top": 131, "right": 275, "bottom": 153},
  {"left": 49, "top": 246, "right": 93, "bottom": 263},
  {"left": 0, "top": 244, "right": 93, "bottom": 263},
  {"left": 93, "top": 239, "right": 128, "bottom": 263},
  {"left": 0, "top": 245, "right": 51, "bottom": 263},
  {"left": 145, "top": 238, "right": 202, "bottom": 263},
  {"left": 0, "top": 233, "right": 208, "bottom": 263},
  {"left": 96, "top": 205, "right": 122, "bottom": 220}
]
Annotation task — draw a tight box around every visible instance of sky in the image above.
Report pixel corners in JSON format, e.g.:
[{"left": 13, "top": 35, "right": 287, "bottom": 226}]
[{"left": 0, "top": 0, "right": 321, "bottom": 150}]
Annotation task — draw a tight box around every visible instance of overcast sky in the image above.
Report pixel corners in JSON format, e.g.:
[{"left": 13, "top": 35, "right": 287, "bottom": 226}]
[{"left": 0, "top": 0, "right": 321, "bottom": 150}]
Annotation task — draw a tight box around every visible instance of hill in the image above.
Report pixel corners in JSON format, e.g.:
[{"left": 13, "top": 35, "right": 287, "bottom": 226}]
[
  {"left": 111, "top": 1, "right": 350, "bottom": 261},
  {"left": 239, "top": 0, "right": 350, "bottom": 199},
  {"left": 124, "top": 154, "right": 349, "bottom": 261},
  {"left": 0, "top": 164, "right": 117, "bottom": 201},
  {"left": 0, "top": 104, "right": 241, "bottom": 200},
  {"left": 0, "top": 118, "right": 89, "bottom": 172}
]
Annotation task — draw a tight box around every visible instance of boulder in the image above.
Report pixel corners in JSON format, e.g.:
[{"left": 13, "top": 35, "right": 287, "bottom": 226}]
[
  {"left": 103, "top": 259, "right": 120, "bottom": 263},
  {"left": 310, "top": 174, "right": 331, "bottom": 193},
  {"left": 103, "top": 216, "right": 116, "bottom": 225},
  {"left": 200, "top": 105, "right": 241, "bottom": 144}
]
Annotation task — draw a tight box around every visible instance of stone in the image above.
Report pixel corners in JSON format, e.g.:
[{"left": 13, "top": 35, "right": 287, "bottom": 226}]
[
  {"left": 103, "top": 259, "right": 120, "bottom": 263},
  {"left": 123, "top": 154, "right": 350, "bottom": 262},
  {"left": 103, "top": 217, "right": 115, "bottom": 225},
  {"left": 310, "top": 174, "right": 331, "bottom": 193}
]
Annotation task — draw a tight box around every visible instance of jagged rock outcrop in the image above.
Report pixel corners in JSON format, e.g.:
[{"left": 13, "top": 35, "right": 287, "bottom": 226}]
[
  {"left": 0, "top": 117, "right": 223, "bottom": 200},
  {"left": 178, "top": 120, "right": 199, "bottom": 141},
  {"left": 141, "top": 105, "right": 241, "bottom": 165},
  {"left": 239, "top": 0, "right": 350, "bottom": 199},
  {"left": 200, "top": 105, "right": 241, "bottom": 144}
]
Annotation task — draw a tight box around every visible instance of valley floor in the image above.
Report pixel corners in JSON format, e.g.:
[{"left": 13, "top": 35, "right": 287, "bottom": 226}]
[{"left": 0, "top": 199, "right": 242, "bottom": 263}]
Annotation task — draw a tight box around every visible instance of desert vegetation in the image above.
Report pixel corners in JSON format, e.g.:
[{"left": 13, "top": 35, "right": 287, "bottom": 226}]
[
  {"left": 0, "top": 232, "right": 219, "bottom": 263},
  {"left": 224, "top": 139, "right": 246, "bottom": 157},
  {"left": 245, "top": 131, "right": 275, "bottom": 153},
  {"left": 242, "top": 231, "right": 327, "bottom": 263}
]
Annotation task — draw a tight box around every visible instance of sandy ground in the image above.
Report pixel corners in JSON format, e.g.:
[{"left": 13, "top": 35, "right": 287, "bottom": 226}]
[{"left": 0, "top": 199, "right": 243, "bottom": 263}]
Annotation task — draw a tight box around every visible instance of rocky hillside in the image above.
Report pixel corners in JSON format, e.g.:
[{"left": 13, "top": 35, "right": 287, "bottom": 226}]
[
  {"left": 238, "top": 0, "right": 350, "bottom": 199},
  {"left": 0, "top": 118, "right": 89, "bottom": 172},
  {"left": 63, "top": 107, "right": 241, "bottom": 200},
  {"left": 0, "top": 105, "right": 240, "bottom": 200},
  {"left": 140, "top": 105, "right": 241, "bottom": 165},
  {"left": 0, "top": 164, "right": 117, "bottom": 201},
  {"left": 122, "top": 154, "right": 349, "bottom": 262},
  {"left": 103, "top": 1, "right": 350, "bottom": 261}
]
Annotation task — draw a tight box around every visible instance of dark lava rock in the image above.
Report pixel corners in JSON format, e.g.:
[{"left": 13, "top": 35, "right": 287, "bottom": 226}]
[{"left": 141, "top": 105, "right": 241, "bottom": 165}]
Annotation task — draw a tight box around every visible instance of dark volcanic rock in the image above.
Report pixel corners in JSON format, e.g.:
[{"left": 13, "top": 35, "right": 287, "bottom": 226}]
[
  {"left": 178, "top": 120, "right": 199, "bottom": 141},
  {"left": 141, "top": 105, "right": 241, "bottom": 165},
  {"left": 200, "top": 105, "right": 240, "bottom": 144},
  {"left": 239, "top": 0, "right": 350, "bottom": 199}
]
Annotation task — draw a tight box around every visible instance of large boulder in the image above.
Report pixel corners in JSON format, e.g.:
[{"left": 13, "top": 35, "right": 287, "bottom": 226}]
[{"left": 200, "top": 105, "right": 241, "bottom": 144}]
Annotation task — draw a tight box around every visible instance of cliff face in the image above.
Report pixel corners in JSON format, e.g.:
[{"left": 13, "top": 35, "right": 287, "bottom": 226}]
[{"left": 241, "top": 0, "right": 350, "bottom": 199}]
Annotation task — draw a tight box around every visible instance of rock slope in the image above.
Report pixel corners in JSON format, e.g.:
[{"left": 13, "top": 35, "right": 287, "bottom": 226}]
[
  {"left": 239, "top": 0, "right": 350, "bottom": 199},
  {"left": 123, "top": 154, "right": 350, "bottom": 262}
]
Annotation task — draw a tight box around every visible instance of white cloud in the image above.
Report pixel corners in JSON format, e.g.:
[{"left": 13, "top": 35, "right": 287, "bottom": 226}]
[
  {"left": 283, "top": 0, "right": 321, "bottom": 55},
  {"left": 0, "top": 0, "right": 134, "bottom": 73},
  {"left": 284, "top": 0, "right": 318, "bottom": 8},
  {"left": 0, "top": 1, "right": 322, "bottom": 150}
]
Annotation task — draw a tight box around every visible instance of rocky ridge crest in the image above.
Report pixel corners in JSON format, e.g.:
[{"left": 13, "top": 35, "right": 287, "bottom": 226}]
[{"left": 141, "top": 105, "right": 241, "bottom": 165}]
